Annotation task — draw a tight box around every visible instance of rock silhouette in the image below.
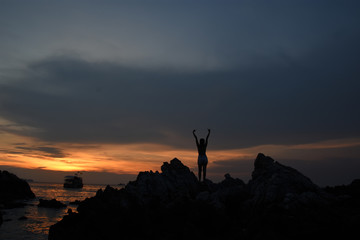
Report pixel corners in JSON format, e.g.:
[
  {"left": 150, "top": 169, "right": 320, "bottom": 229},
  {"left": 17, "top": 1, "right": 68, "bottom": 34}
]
[
  {"left": 0, "top": 170, "right": 36, "bottom": 227},
  {"left": 49, "top": 154, "right": 360, "bottom": 240},
  {"left": 124, "top": 158, "right": 199, "bottom": 206},
  {"left": 248, "top": 153, "right": 328, "bottom": 207},
  {"left": 0, "top": 170, "right": 35, "bottom": 204}
]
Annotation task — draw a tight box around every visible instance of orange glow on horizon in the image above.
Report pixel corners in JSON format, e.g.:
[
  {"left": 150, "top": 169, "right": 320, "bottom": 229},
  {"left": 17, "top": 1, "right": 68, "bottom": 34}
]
[
  {"left": 0, "top": 139, "right": 252, "bottom": 174},
  {"left": 2, "top": 125, "right": 360, "bottom": 176}
]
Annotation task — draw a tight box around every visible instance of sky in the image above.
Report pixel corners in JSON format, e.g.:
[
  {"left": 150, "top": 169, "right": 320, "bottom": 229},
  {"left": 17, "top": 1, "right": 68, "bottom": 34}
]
[{"left": 1, "top": 0, "right": 360, "bottom": 186}]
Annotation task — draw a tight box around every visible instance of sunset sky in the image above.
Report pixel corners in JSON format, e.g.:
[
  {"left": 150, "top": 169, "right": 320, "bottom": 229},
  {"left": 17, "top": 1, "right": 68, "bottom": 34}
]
[{"left": 1, "top": 1, "right": 360, "bottom": 186}]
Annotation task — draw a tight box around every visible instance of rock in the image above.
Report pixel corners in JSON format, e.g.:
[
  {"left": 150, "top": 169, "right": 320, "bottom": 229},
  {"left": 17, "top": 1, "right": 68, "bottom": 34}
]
[
  {"left": 248, "top": 153, "right": 326, "bottom": 207},
  {"left": 125, "top": 158, "right": 199, "bottom": 206},
  {"left": 0, "top": 170, "right": 35, "bottom": 206},
  {"left": 48, "top": 155, "right": 360, "bottom": 240},
  {"left": 195, "top": 174, "right": 249, "bottom": 209},
  {"left": 216, "top": 173, "right": 248, "bottom": 206},
  {"left": 350, "top": 179, "right": 360, "bottom": 187},
  {"left": 324, "top": 178, "right": 360, "bottom": 217},
  {"left": 38, "top": 199, "right": 67, "bottom": 208},
  {"left": 50, "top": 158, "right": 246, "bottom": 240},
  {"left": 161, "top": 158, "right": 199, "bottom": 190}
]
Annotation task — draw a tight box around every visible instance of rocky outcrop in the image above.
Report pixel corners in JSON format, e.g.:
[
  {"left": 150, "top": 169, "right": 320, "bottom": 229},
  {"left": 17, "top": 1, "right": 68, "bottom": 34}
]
[
  {"left": 325, "top": 179, "right": 360, "bottom": 198},
  {"left": 49, "top": 154, "right": 360, "bottom": 240},
  {"left": 0, "top": 170, "right": 35, "bottom": 206},
  {"left": 124, "top": 158, "right": 199, "bottom": 206},
  {"left": 38, "top": 199, "right": 67, "bottom": 208},
  {"left": 0, "top": 170, "right": 35, "bottom": 227},
  {"left": 49, "top": 158, "right": 248, "bottom": 240},
  {"left": 248, "top": 153, "right": 329, "bottom": 208}
]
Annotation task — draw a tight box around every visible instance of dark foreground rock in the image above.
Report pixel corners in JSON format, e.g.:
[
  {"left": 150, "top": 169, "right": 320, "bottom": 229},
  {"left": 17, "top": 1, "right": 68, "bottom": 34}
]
[
  {"left": 0, "top": 170, "right": 35, "bottom": 212},
  {"left": 38, "top": 199, "right": 67, "bottom": 208},
  {"left": 49, "top": 154, "right": 360, "bottom": 240},
  {"left": 0, "top": 170, "right": 35, "bottom": 227}
]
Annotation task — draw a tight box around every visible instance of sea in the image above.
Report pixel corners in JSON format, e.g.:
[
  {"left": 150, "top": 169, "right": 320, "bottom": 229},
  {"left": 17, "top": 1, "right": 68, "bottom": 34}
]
[{"left": 0, "top": 182, "right": 121, "bottom": 240}]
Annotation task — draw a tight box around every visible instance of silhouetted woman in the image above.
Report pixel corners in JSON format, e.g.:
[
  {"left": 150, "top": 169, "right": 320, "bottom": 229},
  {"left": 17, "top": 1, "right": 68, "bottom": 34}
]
[{"left": 193, "top": 129, "right": 210, "bottom": 182}]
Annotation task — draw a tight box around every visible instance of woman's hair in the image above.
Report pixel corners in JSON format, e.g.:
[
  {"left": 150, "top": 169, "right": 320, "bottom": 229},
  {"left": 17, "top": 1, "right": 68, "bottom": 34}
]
[{"left": 200, "top": 138, "right": 205, "bottom": 144}]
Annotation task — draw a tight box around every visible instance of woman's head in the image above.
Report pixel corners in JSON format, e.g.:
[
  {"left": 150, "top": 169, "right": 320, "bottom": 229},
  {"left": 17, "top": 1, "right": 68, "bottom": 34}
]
[{"left": 200, "top": 138, "right": 205, "bottom": 145}]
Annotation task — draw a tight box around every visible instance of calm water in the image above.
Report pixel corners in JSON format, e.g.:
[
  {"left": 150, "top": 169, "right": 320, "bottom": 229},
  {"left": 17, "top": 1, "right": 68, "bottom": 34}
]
[{"left": 0, "top": 182, "right": 121, "bottom": 240}]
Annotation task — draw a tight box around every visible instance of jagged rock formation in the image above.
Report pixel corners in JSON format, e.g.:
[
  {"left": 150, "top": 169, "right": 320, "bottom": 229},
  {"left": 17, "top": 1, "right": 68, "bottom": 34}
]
[
  {"left": 49, "top": 158, "right": 248, "bottom": 240},
  {"left": 124, "top": 158, "right": 199, "bottom": 206},
  {"left": 248, "top": 153, "right": 329, "bottom": 208},
  {"left": 49, "top": 154, "right": 360, "bottom": 240},
  {"left": 0, "top": 170, "right": 35, "bottom": 206}
]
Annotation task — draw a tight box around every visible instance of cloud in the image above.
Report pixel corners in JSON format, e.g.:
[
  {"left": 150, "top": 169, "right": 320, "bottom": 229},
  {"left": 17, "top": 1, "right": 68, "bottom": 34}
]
[
  {"left": 0, "top": 1, "right": 359, "bottom": 150},
  {"left": 14, "top": 146, "right": 67, "bottom": 158},
  {"left": 35, "top": 146, "right": 67, "bottom": 158},
  {"left": 0, "top": 42, "right": 360, "bottom": 150},
  {"left": 1, "top": 1, "right": 359, "bottom": 72},
  {"left": 12, "top": 142, "right": 27, "bottom": 146}
]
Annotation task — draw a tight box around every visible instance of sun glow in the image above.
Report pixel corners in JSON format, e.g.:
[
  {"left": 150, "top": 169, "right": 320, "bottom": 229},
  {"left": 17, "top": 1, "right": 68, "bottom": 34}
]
[{"left": 2, "top": 125, "right": 360, "bottom": 178}]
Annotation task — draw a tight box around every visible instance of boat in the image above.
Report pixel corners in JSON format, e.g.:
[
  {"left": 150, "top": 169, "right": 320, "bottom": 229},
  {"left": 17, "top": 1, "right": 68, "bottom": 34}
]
[{"left": 63, "top": 172, "right": 83, "bottom": 188}]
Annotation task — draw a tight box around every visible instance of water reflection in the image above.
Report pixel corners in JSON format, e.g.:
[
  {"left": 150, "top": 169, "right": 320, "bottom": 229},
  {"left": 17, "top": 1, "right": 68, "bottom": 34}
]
[{"left": 0, "top": 182, "right": 121, "bottom": 240}]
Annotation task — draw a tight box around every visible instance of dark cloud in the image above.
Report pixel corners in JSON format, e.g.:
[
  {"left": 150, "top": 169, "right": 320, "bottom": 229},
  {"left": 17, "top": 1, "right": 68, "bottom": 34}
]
[
  {"left": 1, "top": 1, "right": 359, "bottom": 71},
  {"left": 1, "top": 34, "right": 360, "bottom": 150},
  {"left": 0, "top": 1, "right": 359, "bottom": 151},
  {"left": 14, "top": 146, "right": 67, "bottom": 158},
  {"left": 0, "top": 149, "right": 24, "bottom": 155},
  {"left": 36, "top": 147, "right": 67, "bottom": 158},
  {"left": 12, "top": 142, "right": 27, "bottom": 146}
]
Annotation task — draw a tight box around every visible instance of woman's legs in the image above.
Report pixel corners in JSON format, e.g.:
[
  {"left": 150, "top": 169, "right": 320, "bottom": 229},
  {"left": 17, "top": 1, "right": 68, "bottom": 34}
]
[
  {"left": 197, "top": 155, "right": 208, "bottom": 182},
  {"left": 198, "top": 164, "right": 202, "bottom": 181},
  {"left": 198, "top": 163, "right": 207, "bottom": 182}
]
